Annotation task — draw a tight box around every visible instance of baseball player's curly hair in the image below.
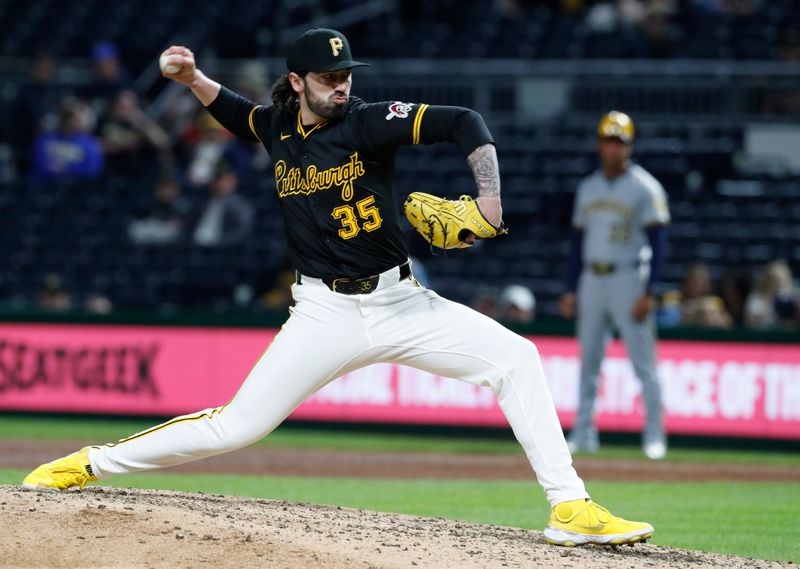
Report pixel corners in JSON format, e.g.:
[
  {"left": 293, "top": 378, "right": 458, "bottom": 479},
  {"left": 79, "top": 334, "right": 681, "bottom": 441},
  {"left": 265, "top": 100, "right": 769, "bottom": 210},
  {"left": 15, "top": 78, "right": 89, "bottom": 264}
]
[{"left": 271, "top": 74, "right": 301, "bottom": 114}]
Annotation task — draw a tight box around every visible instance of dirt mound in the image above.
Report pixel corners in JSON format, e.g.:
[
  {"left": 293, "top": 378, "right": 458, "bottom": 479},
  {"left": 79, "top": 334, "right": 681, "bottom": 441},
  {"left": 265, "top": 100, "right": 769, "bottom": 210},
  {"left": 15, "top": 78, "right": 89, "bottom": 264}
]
[{"left": 0, "top": 485, "right": 789, "bottom": 569}]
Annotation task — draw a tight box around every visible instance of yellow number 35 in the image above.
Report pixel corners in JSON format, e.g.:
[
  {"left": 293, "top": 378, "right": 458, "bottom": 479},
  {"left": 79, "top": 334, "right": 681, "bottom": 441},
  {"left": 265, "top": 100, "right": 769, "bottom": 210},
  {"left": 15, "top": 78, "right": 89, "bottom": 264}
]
[{"left": 331, "top": 195, "right": 383, "bottom": 239}]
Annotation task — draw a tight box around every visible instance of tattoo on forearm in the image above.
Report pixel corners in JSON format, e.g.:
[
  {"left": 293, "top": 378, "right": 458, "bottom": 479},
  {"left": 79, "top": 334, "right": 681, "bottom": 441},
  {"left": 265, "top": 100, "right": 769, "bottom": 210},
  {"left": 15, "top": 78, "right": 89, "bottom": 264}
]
[{"left": 467, "top": 144, "right": 500, "bottom": 197}]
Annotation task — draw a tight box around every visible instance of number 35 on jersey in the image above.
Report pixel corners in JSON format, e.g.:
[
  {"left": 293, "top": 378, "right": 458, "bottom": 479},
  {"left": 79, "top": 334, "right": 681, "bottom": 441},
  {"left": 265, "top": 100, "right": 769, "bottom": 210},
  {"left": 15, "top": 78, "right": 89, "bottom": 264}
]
[{"left": 331, "top": 195, "right": 383, "bottom": 239}]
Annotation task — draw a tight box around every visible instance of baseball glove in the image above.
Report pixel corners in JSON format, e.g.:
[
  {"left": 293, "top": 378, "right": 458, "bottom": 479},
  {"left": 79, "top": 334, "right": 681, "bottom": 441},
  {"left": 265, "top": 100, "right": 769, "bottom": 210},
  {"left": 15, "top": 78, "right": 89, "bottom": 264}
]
[{"left": 404, "top": 192, "right": 507, "bottom": 250}]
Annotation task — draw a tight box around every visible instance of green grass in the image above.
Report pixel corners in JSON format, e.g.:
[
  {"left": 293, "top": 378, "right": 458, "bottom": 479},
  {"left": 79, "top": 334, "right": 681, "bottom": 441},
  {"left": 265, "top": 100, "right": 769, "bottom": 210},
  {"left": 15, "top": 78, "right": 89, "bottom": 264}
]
[
  {"left": 0, "top": 414, "right": 518, "bottom": 453},
  {"left": 1, "top": 414, "right": 799, "bottom": 465},
  {"left": 3, "top": 414, "right": 799, "bottom": 562},
  {"left": 2, "top": 468, "right": 796, "bottom": 563}
]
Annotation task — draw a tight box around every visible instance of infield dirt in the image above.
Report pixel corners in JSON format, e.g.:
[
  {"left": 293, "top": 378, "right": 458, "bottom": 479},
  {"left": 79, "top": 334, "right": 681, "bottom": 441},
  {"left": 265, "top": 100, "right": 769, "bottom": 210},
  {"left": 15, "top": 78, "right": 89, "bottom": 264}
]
[
  {"left": 3, "top": 439, "right": 797, "bottom": 568},
  {"left": 0, "top": 485, "right": 793, "bottom": 569}
]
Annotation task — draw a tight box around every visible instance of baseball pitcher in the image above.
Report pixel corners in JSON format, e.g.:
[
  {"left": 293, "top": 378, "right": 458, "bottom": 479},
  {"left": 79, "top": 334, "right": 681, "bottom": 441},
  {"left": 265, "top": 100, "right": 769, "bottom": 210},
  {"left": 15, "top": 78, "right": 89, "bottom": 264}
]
[{"left": 24, "top": 30, "right": 653, "bottom": 546}]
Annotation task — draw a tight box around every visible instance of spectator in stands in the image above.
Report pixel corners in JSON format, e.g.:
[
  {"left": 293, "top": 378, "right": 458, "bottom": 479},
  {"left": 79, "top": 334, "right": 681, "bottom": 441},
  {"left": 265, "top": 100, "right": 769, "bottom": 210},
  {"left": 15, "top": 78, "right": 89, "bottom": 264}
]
[
  {"left": 128, "top": 177, "right": 190, "bottom": 246},
  {"left": 180, "top": 112, "right": 252, "bottom": 187},
  {"left": 30, "top": 99, "right": 103, "bottom": 184},
  {"left": 655, "top": 289, "right": 682, "bottom": 327},
  {"left": 191, "top": 163, "right": 254, "bottom": 247},
  {"left": 470, "top": 286, "right": 500, "bottom": 317},
  {"left": 161, "top": 62, "right": 268, "bottom": 147},
  {"left": 98, "top": 89, "right": 171, "bottom": 178},
  {"left": 37, "top": 273, "right": 72, "bottom": 312},
  {"left": 679, "top": 262, "right": 732, "bottom": 328},
  {"left": 233, "top": 61, "right": 270, "bottom": 104},
  {"left": 585, "top": 2, "right": 620, "bottom": 35},
  {"left": 160, "top": 87, "right": 201, "bottom": 141},
  {"left": 637, "top": 2, "right": 681, "bottom": 59},
  {"left": 230, "top": 62, "right": 273, "bottom": 178},
  {"left": 720, "top": 267, "right": 751, "bottom": 326},
  {"left": 744, "top": 260, "right": 800, "bottom": 329},
  {"left": 618, "top": 0, "right": 646, "bottom": 24},
  {"left": 583, "top": 1, "right": 645, "bottom": 57},
  {"left": 9, "top": 51, "right": 67, "bottom": 175},
  {"left": 497, "top": 284, "right": 537, "bottom": 323},
  {"left": 84, "top": 293, "right": 113, "bottom": 315},
  {"left": 84, "top": 41, "right": 133, "bottom": 115}
]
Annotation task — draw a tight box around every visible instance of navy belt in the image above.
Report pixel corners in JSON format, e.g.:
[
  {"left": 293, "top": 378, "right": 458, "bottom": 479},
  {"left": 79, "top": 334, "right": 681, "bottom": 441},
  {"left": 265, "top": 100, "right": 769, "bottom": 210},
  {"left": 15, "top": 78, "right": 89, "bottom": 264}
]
[
  {"left": 298, "top": 262, "right": 412, "bottom": 295},
  {"left": 588, "top": 261, "right": 642, "bottom": 275}
]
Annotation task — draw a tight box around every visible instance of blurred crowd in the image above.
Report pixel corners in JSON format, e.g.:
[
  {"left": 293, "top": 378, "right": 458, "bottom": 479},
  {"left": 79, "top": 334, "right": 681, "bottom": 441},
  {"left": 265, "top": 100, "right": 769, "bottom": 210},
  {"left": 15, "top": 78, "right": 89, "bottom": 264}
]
[
  {"left": 657, "top": 259, "right": 800, "bottom": 330},
  {"left": 493, "top": 0, "right": 800, "bottom": 61},
  {"left": 466, "top": 257, "right": 800, "bottom": 330},
  {"left": 3, "top": 42, "right": 276, "bottom": 315},
  {"left": 3, "top": 38, "right": 799, "bottom": 332},
  {"left": 16, "top": 47, "right": 267, "bottom": 224},
  {"left": 12, "top": 43, "right": 270, "bottom": 192}
]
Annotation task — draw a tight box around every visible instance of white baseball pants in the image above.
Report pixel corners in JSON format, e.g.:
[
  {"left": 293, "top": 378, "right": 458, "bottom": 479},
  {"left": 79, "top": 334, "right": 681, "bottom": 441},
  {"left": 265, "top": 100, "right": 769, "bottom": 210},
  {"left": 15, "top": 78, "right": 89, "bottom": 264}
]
[{"left": 90, "top": 264, "right": 588, "bottom": 507}]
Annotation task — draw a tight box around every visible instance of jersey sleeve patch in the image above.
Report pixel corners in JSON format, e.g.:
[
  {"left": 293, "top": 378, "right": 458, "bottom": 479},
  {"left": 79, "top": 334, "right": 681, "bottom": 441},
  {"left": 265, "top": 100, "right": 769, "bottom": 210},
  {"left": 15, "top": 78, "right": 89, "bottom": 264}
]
[{"left": 385, "top": 101, "right": 414, "bottom": 120}]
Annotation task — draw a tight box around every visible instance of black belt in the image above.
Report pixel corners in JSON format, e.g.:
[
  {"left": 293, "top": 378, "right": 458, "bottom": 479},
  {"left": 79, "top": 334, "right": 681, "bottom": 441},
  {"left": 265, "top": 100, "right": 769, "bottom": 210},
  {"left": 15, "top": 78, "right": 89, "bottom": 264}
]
[
  {"left": 588, "top": 261, "right": 642, "bottom": 275},
  {"left": 298, "top": 262, "right": 412, "bottom": 295}
]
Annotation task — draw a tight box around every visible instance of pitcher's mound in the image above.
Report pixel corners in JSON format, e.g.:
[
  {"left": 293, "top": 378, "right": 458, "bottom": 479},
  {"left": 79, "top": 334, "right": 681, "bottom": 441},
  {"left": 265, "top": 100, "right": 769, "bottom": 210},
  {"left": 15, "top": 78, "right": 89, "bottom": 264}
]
[{"left": 0, "top": 485, "right": 787, "bottom": 569}]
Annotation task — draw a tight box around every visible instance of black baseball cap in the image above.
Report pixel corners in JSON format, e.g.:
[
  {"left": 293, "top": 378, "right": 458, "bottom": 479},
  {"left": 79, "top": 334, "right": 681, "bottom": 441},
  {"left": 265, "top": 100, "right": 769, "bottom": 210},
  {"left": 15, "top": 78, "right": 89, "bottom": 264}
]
[{"left": 286, "top": 28, "right": 369, "bottom": 74}]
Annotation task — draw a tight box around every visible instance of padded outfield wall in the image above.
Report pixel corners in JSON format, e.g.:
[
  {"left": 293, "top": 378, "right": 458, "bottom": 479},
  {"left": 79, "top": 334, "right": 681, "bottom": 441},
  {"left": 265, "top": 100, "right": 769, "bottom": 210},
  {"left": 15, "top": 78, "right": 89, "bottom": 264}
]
[{"left": 1, "top": 321, "right": 798, "bottom": 440}]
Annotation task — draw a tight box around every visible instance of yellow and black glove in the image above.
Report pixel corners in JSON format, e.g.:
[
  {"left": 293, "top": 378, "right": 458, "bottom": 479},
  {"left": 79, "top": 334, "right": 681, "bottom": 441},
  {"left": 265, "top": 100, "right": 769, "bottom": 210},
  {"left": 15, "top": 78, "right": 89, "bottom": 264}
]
[{"left": 404, "top": 192, "right": 508, "bottom": 250}]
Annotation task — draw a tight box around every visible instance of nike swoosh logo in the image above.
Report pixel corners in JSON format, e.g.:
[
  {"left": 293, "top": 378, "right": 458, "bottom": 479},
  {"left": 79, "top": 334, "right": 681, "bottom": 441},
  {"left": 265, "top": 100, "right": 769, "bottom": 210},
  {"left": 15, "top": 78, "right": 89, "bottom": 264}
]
[{"left": 280, "top": 133, "right": 291, "bottom": 141}]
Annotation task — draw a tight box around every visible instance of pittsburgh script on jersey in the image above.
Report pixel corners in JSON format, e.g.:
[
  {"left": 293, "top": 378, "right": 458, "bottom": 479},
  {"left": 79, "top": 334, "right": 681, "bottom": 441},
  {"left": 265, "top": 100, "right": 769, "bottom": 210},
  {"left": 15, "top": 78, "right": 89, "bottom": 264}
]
[{"left": 274, "top": 152, "right": 365, "bottom": 201}]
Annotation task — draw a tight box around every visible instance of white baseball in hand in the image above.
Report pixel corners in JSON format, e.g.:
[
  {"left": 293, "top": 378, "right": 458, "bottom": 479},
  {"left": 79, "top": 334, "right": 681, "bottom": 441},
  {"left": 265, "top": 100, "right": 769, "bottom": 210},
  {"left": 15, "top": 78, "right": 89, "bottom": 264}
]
[{"left": 159, "top": 53, "right": 182, "bottom": 74}]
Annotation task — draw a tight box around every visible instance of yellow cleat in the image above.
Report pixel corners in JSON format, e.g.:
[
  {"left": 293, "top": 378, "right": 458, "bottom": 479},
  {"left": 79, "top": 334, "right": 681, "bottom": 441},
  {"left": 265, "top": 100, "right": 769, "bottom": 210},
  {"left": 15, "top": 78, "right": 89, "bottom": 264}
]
[
  {"left": 544, "top": 499, "right": 653, "bottom": 546},
  {"left": 22, "top": 447, "right": 98, "bottom": 492}
]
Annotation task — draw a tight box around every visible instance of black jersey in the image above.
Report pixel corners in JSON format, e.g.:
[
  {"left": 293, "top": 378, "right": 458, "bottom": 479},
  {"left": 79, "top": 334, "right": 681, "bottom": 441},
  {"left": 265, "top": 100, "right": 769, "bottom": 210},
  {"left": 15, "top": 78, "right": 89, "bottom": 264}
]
[{"left": 206, "top": 88, "right": 493, "bottom": 279}]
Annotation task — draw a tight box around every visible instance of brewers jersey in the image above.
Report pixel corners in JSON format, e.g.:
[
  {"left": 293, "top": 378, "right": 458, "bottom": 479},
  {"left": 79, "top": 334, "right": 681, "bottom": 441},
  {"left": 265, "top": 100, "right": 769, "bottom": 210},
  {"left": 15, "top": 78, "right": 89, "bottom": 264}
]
[{"left": 572, "top": 164, "right": 670, "bottom": 265}]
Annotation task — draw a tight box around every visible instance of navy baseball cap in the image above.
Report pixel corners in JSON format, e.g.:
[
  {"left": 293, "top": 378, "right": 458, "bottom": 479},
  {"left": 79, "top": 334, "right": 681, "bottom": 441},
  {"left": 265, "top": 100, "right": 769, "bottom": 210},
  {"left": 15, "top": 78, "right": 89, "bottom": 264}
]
[{"left": 286, "top": 28, "right": 369, "bottom": 74}]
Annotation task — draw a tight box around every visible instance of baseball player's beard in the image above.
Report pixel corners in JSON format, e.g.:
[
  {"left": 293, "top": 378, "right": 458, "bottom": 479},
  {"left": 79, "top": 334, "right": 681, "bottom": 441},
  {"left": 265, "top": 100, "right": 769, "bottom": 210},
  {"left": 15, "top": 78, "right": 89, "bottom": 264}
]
[{"left": 305, "top": 88, "right": 348, "bottom": 119}]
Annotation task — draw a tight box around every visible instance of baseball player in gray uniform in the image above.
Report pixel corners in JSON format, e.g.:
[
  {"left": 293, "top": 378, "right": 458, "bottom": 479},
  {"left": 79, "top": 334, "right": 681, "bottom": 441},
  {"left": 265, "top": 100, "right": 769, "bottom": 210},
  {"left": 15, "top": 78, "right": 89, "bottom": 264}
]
[{"left": 559, "top": 111, "right": 670, "bottom": 460}]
